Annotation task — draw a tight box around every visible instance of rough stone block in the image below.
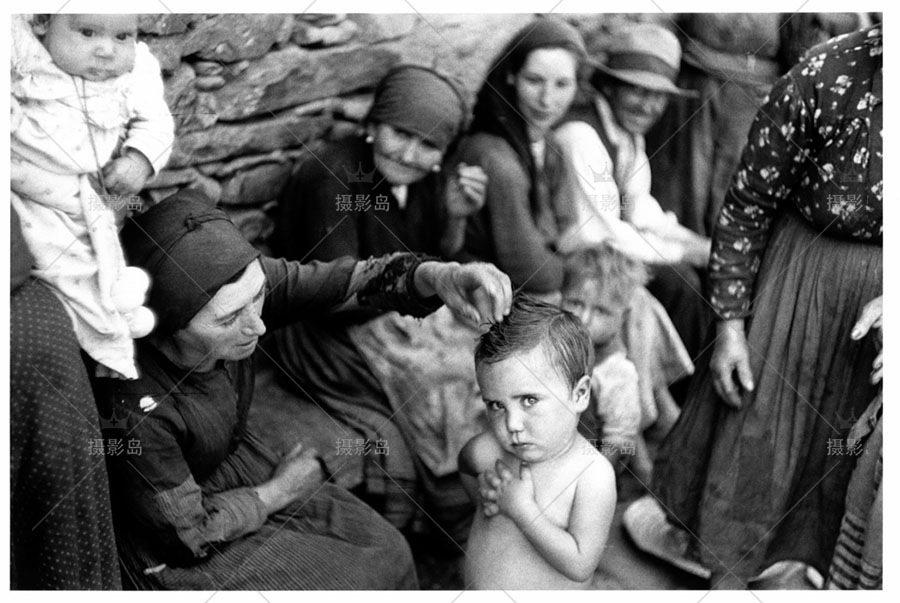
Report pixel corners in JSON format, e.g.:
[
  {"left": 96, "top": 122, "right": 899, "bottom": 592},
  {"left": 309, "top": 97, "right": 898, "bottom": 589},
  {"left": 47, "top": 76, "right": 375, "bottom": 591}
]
[
  {"left": 195, "top": 74, "right": 228, "bottom": 91},
  {"left": 148, "top": 166, "right": 202, "bottom": 188},
  {"left": 297, "top": 14, "right": 347, "bottom": 27},
  {"left": 190, "top": 14, "right": 295, "bottom": 62},
  {"left": 212, "top": 44, "right": 399, "bottom": 121},
  {"left": 219, "top": 161, "right": 295, "bottom": 206},
  {"left": 348, "top": 14, "right": 417, "bottom": 43},
  {"left": 144, "top": 35, "right": 188, "bottom": 74},
  {"left": 168, "top": 111, "right": 332, "bottom": 168},
  {"left": 165, "top": 64, "right": 222, "bottom": 134},
  {"left": 226, "top": 206, "right": 275, "bottom": 243},
  {"left": 192, "top": 60, "right": 226, "bottom": 76},
  {"left": 139, "top": 14, "right": 201, "bottom": 36}
]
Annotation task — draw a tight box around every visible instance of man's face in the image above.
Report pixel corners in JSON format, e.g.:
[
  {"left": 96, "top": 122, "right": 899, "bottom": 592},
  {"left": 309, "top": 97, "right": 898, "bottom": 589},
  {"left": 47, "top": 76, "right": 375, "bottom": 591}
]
[{"left": 605, "top": 83, "right": 670, "bottom": 136}]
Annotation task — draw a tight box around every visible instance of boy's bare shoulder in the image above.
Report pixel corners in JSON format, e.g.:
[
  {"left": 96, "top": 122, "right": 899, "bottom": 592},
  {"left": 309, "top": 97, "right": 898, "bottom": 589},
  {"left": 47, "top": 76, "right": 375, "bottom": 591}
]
[
  {"left": 459, "top": 431, "right": 504, "bottom": 476},
  {"left": 572, "top": 435, "right": 616, "bottom": 487}
]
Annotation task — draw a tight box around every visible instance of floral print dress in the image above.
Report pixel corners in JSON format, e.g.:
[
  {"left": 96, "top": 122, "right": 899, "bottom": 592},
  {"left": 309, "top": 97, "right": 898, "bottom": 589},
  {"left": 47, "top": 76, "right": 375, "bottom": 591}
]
[{"left": 653, "top": 26, "right": 882, "bottom": 583}]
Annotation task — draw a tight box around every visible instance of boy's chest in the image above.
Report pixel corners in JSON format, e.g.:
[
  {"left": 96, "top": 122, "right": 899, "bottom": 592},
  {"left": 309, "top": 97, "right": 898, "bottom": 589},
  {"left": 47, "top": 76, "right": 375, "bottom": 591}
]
[
  {"left": 503, "top": 456, "right": 580, "bottom": 528},
  {"left": 535, "top": 468, "right": 580, "bottom": 527}
]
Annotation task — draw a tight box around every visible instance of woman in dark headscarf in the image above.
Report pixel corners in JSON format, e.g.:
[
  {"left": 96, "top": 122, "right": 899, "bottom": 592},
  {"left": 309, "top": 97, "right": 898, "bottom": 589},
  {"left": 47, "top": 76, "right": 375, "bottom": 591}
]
[
  {"left": 276, "top": 64, "right": 483, "bottom": 263},
  {"left": 452, "top": 17, "right": 586, "bottom": 296},
  {"left": 270, "top": 65, "right": 488, "bottom": 538},
  {"left": 92, "top": 190, "right": 510, "bottom": 590}
]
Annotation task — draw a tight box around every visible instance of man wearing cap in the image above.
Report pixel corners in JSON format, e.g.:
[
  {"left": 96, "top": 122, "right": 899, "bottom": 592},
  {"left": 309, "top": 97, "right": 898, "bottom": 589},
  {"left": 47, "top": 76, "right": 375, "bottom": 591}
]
[
  {"left": 555, "top": 21, "right": 712, "bottom": 360},
  {"left": 88, "top": 190, "right": 511, "bottom": 590}
]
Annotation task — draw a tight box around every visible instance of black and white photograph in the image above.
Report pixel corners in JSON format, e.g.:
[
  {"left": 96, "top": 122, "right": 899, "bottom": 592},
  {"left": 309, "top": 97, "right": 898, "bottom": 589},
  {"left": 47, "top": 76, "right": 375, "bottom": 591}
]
[{"left": 5, "top": 0, "right": 886, "bottom": 598}]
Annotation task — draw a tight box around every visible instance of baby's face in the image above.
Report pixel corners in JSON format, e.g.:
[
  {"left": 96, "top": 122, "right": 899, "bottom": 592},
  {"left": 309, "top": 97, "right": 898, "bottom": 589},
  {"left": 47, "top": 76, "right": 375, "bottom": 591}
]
[
  {"left": 477, "top": 345, "right": 588, "bottom": 464},
  {"left": 561, "top": 278, "right": 628, "bottom": 347},
  {"left": 36, "top": 14, "right": 137, "bottom": 82}
]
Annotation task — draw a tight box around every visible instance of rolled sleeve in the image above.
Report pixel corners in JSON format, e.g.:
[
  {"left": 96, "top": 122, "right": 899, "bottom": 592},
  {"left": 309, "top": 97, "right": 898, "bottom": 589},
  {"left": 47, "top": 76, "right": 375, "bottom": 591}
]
[{"left": 152, "top": 477, "right": 267, "bottom": 561}]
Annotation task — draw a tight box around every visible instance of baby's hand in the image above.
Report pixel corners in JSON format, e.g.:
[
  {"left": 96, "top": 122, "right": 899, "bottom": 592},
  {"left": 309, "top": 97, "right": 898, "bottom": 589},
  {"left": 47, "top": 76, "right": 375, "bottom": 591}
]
[
  {"left": 102, "top": 150, "right": 153, "bottom": 197},
  {"left": 494, "top": 459, "right": 538, "bottom": 524}
]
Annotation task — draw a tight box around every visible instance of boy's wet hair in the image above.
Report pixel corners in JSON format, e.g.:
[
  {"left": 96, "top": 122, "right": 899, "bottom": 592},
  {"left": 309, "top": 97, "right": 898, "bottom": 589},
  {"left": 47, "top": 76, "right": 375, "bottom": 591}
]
[
  {"left": 563, "top": 242, "right": 648, "bottom": 307},
  {"left": 32, "top": 14, "right": 53, "bottom": 31},
  {"left": 475, "top": 293, "right": 594, "bottom": 388}
]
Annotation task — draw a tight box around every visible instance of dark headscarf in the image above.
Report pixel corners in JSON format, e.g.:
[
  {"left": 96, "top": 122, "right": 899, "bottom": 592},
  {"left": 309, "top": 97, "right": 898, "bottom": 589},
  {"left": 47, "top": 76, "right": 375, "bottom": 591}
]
[
  {"left": 121, "top": 190, "right": 260, "bottom": 335},
  {"left": 470, "top": 17, "right": 585, "bottom": 209},
  {"left": 366, "top": 65, "right": 468, "bottom": 153}
]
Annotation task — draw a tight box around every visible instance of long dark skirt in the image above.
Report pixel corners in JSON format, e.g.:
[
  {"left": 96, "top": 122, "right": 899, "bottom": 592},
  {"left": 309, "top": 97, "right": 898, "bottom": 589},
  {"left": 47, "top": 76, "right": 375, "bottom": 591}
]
[
  {"left": 653, "top": 210, "right": 882, "bottom": 581},
  {"left": 10, "top": 279, "right": 121, "bottom": 589},
  {"left": 118, "top": 431, "right": 418, "bottom": 590}
]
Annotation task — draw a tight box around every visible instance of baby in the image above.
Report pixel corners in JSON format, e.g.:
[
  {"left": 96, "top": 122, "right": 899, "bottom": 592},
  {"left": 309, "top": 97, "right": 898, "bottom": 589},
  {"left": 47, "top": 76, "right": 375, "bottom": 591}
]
[
  {"left": 561, "top": 243, "right": 654, "bottom": 479},
  {"left": 11, "top": 14, "right": 175, "bottom": 379},
  {"left": 459, "top": 295, "right": 616, "bottom": 589}
]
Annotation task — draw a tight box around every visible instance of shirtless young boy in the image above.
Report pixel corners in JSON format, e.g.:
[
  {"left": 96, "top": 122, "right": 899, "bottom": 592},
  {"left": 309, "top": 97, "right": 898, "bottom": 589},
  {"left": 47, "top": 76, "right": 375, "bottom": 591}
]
[{"left": 459, "top": 295, "right": 616, "bottom": 589}]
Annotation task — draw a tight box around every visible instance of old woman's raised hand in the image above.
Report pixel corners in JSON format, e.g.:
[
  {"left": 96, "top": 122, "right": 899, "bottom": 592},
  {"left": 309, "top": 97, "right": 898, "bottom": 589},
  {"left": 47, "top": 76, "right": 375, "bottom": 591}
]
[{"left": 413, "top": 261, "right": 512, "bottom": 326}]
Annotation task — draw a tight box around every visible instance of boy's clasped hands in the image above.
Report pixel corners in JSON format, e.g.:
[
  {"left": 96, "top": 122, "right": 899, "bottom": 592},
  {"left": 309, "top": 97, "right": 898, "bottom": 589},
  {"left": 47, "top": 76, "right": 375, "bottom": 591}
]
[{"left": 478, "top": 459, "right": 539, "bottom": 523}]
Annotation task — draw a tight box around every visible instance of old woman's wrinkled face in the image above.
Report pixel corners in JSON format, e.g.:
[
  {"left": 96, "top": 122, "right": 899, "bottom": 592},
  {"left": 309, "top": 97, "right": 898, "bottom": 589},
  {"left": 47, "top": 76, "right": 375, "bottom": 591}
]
[
  {"left": 604, "top": 82, "right": 669, "bottom": 136},
  {"left": 369, "top": 123, "right": 444, "bottom": 185},
  {"left": 512, "top": 47, "right": 579, "bottom": 141},
  {"left": 167, "top": 259, "right": 266, "bottom": 371}
]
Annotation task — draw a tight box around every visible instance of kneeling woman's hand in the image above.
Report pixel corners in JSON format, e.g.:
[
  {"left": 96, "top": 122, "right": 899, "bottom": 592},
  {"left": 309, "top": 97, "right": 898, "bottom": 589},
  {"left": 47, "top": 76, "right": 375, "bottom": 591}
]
[
  {"left": 414, "top": 261, "right": 512, "bottom": 326},
  {"left": 255, "top": 443, "right": 326, "bottom": 514}
]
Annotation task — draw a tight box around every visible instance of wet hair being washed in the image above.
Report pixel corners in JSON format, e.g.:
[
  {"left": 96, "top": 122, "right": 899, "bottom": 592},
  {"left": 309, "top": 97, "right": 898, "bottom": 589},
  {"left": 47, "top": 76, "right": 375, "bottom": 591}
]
[
  {"left": 475, "top": 293, "right": 594, "bottom": 388},
  {"left": 31, "top": 14, "right": 52, "bottom": 29}
]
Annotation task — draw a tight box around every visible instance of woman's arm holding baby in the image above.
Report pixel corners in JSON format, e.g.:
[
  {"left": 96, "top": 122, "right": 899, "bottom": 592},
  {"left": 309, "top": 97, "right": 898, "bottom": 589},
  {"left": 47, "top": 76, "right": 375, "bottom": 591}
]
[{"left": 494, "top": 457, "right": 615, "bottom": 582}]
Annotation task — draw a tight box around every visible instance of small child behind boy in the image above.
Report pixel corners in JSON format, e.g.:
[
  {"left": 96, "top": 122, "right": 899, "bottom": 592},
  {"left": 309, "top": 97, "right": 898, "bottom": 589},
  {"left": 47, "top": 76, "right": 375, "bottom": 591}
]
[
  {"left": 459, "top": 295, "right": 616, "bottom": 589},
  {"left": 561, "top": 243, "right": 655, "bottom": 480},
  {"left": 11, "top": 14, "right": 175, "bottom": 379}
]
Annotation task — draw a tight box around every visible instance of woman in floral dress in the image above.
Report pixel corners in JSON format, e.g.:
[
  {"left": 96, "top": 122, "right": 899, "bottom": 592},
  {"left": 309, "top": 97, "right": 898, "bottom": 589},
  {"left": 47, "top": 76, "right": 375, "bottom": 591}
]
[{"left": 650, "top": 25, "right": 882, "bottom": 588}]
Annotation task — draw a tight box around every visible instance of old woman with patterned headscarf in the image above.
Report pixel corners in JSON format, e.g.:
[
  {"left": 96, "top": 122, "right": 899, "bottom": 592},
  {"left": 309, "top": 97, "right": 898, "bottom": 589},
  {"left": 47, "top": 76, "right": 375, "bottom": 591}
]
[{"left": 269, "top": 62, "right": 497, "bottom": 535}]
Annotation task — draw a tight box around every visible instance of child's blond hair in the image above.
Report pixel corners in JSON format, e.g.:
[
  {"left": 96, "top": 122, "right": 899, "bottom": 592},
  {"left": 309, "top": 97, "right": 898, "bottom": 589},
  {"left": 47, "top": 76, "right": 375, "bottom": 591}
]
[{"left": 563, "top": 242, "right": 648, "bottom": 307}]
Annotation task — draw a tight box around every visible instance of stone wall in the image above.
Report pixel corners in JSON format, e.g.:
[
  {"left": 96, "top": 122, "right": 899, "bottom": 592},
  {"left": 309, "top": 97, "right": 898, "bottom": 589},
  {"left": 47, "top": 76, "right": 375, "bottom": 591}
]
[{"left": 139, "top": 13, "right": 637, "bottom": 246}]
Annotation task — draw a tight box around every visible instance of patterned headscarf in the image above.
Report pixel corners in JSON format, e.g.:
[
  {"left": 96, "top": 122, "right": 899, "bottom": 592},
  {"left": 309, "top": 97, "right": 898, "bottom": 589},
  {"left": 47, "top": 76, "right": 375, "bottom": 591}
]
[{"left": 367, "top": 65, "right": 468, "bottom": 153}]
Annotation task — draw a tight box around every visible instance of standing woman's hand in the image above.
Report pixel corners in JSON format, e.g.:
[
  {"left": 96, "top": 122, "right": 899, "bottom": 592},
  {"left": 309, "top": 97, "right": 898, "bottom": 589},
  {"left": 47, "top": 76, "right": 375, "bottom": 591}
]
[
  {"left": 711, "top": 318, "right": 755, "bottom": 408},
  {"left": 851, "top": 295, "right": 883, "bottom": 384}
]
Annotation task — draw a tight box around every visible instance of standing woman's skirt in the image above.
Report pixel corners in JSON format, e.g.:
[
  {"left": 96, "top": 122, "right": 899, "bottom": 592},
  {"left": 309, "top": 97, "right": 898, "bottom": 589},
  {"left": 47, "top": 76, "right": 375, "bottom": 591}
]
[
  {"left": 653, "top": 209, "right": 882, "bottom": 581},
  {"left": 10, "top": 279, "right": 121, "bottom": 589}
]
